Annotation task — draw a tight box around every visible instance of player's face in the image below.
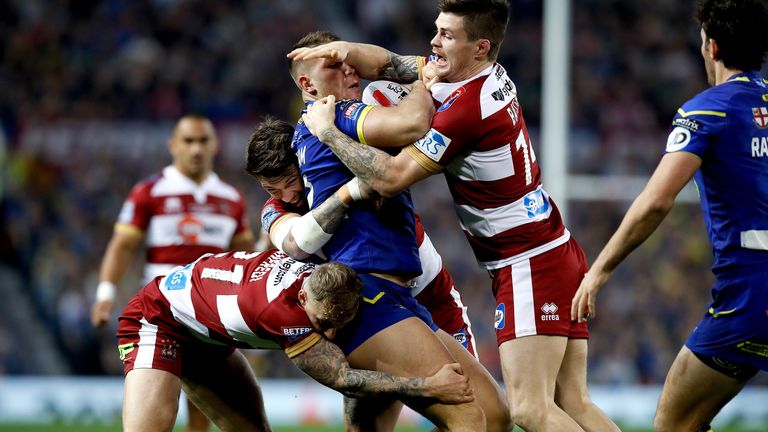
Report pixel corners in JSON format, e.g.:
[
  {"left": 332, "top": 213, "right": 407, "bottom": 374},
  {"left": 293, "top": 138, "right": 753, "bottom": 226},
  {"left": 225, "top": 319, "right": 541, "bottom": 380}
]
[
  {"left": 309, "top": 58, "right": 361, "bottom": 100},
  {"left": 700, "top": 29, "right": 716, "bottom": 87},
  {"left": 169, "top": 118, "right": 218, "bottom": 181},
  {"left": 430, "top": 13, "right": 482, "bottom": 82},
  {"left": 258, "top": 165, "right": 307, "bottom": 208}
]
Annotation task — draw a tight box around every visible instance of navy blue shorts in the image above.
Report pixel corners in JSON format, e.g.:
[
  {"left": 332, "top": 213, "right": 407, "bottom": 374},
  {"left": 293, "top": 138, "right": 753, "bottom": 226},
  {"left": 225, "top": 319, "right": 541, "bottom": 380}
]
[
  {"left": 685, "top": 266, "right": 768, "bottom": 373},
  {"left": 335, "top": 274, "right": 437, "bottom": 356}
]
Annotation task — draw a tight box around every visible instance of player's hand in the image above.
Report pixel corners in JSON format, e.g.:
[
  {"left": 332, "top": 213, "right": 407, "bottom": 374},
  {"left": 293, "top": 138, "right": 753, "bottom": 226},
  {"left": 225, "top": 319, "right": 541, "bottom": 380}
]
[
  {"left": 91, "top": 299, "right": 114, "bottom": 328},
  {"left": 424, "top": 363, "right": 475, "bottom": 404},
  {"left": 303, "top": 95, "right": 338, "bottom": 139},
  {"left": 570, "top": 268, "right": 610, "bottom": 322},
  {"left": 287, "top": 42, "right": 350, "bottom": 63},
  {"left": 421, "top": 61, "right": 441, "bottom": 91}
]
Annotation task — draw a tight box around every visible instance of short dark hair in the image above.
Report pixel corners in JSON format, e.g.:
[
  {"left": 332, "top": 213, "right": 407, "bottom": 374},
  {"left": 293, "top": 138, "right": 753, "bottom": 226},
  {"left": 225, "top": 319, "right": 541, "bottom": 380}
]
[
  {"left": 438, "top": 0, "right": 510, "bottom": 61},
  {"left": 245, "top": 116, "right": 297, "bottom": 178},
  {"left": 307, "top": 262, "right": 362, "bottom": 323},
  {"left": 695, "top": 0, "right": 768, "bottom": 71},
  {"left": 288, "top": 31, "right": 342, "bottom": 75}
]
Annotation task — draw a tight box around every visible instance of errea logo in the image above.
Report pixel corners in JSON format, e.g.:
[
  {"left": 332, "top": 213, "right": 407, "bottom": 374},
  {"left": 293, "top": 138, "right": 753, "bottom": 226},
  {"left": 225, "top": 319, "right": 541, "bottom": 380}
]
[{"left": 541, "top": 302, "right": 560, "bottom": 321}]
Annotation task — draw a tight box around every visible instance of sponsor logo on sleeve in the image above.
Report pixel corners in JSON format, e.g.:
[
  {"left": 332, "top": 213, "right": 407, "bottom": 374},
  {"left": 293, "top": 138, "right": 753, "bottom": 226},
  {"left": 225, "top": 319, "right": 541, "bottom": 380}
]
[
  {"left": 753, "top": 107, "right": 768, "bottom": 129},
  {"left": 414, "top": 128, "right": 451, "bottom": 162},
  {"left": 666, "top": 126, "right": 691, "bottom": 152},
  {"left": 672, "top": 117, "right": 700, "bottom": 132},
  {"left": 494, "top": 303, "right": 505, "bottom": 329},
  {"left": 343, "top": 102, "right": 364, "bottom": 121},
  {"left": 261, "top": 204, "right": 280, "bottom": 231},
  {"left": 452, "top": 329, "right": 469, "bottom": 349},
  {"left": 165, "top": 268, "right": 188, "bottom": 291},
  {"left": 117, "top": 201, "right": 135, "bottom": 224},
  {"left": 282, "top": 326, "right": 313, "bottom": 342}
]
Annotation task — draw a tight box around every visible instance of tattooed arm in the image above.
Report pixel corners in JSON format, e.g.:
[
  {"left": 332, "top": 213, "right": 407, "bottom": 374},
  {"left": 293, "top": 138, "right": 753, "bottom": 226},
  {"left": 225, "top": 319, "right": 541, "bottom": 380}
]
[
  {"left": 288, "top": 42, "right": 423, "bottom": 83},
  {"left": 291, "top": 336, "right": 474, "bottom": 403},
  {"left": 271, "top": 180, "right": 375, "bottom": 260},
  {"left": 303, "top": 96, "right": 434, "bottom": 197}
]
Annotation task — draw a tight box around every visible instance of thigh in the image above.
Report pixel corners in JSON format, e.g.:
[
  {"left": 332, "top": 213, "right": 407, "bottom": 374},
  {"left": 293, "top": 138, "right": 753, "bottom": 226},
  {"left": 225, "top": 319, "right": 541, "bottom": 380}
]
[
  {"left": 123, "top": 368, "right": 182, "bottom": 432},
  {"left": 183, "top": 350, "right": 271, "bottom": 432},
  {"left": 492, "top": 239, "right": 589, "bottom": 346},
  {"left": 655, "top": 346, "right": 746, "bottom": 431},
  {"left": 499, "top": 335, "right": 568, "bottom": 404},
  {"left": 347, "top": 317, "right": 485, "bottom": 431},
  {"left": 554, "top": 339, "right": 590, "bottom": 406}
]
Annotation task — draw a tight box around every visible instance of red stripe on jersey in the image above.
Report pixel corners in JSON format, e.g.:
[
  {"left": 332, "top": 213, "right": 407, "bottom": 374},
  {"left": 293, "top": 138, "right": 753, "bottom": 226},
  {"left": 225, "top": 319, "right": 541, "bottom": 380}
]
[
  {"left": 414, "top": 213, "right": 425, "bottom": 245},
  {"left": 462, "top": 206, "right": 566, "bottom": 264}
]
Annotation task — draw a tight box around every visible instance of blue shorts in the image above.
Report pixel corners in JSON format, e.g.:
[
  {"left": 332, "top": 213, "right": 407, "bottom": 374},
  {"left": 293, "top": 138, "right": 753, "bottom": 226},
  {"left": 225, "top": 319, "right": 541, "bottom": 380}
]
[
  {"left": 335, "top": 274, "right": 437, "bottom": 356},
  {"left": 685, "top": 266, "right": 768, "bottom": 372}
]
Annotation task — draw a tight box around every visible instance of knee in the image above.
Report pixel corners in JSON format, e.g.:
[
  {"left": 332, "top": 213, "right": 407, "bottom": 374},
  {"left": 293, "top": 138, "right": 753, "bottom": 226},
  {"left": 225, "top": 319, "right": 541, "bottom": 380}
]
[
  {"left": 509, "top": 399, "right": 548, "bottom": 431},
  {"left": 484, "top": 401, "right": 514, "bottom": 432}
]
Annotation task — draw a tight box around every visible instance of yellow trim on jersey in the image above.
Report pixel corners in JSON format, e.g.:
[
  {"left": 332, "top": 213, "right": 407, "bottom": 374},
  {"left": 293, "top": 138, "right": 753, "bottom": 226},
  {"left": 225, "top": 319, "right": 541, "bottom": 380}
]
[
  {"left": 708, "top": 307, "right": 737, "bottom": 317},
  {"left": 114, "top": 223, "right": 144, "bottom": 238},
  {"left": 677, "top": 108, "right": 726, "bottom": 118},
  {"left": 727, "top": 76, "right": 750, "bottom": 83},
  {"left": 403, "top": 144, "right": 443, "bottom": 174},
  {"left": 416, "top": 56, "right": 428, "bottom": 80},
  {"left": 284, "top": 332, "right": 322, "bottom": 358},
  {"left": 356, "top": 105, "right": 374, "bottom": 145},
  {"left": 363, "top": 291, "right": 385, "bottom": 304},
  {"left": 762, "top": 94, "right": 768, "bottom": 102}
]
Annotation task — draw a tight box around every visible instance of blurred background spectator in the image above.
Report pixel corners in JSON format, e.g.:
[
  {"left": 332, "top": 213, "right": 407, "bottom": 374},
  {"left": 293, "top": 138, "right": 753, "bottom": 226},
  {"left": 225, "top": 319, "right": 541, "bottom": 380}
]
[{"left": 1, "top": 0, "right": 766, "bottom": 386}]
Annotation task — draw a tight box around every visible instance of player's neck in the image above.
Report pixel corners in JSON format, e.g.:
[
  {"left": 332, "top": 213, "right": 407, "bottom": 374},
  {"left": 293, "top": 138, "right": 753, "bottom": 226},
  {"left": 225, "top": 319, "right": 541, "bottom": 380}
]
[
  {"left": 714, "top": 63, "right": 743, "bottom": 86},
  {"left": 447, "top": 60, "right": 492, "bottom": 83}
]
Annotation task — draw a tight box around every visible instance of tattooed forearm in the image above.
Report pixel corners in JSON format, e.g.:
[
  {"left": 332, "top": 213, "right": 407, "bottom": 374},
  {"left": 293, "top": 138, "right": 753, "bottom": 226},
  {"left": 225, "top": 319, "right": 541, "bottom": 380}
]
[
  {"left": 311, "top": 192, "right": 348, "bottom": 233},
  {"left": 379, "top": 53, "right": 420, "bottom": 83},
  {"left": 292, "top": 338, "right": 430, "bottom": 399},
  {"left": 318, "top": 128, "right": 396, "bottom": 195}
]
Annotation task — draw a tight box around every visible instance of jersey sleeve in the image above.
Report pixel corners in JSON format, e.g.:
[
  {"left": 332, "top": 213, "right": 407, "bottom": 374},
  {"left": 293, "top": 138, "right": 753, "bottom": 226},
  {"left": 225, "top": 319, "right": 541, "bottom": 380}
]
[
  {"left": 260, "top": 197, "right": 294, "bottom": 234},
  {"left": 115, "top": 181, "right": 152, "bottom": 236},
  {"left": 403, "top": 87, "right": 477, "bottom": 173},
  {"left": 334, "top": 99, "right": 374, "bottom": 145},
  {"left": 255, "top": 289, "right": 322, "bottom": 359},
  {"left": 665, "top": 94, "right": 728, "bottom": 158}
]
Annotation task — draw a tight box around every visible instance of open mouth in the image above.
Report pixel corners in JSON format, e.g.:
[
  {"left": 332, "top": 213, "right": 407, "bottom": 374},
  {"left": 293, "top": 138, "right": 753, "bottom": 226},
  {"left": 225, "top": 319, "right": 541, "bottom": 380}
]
[
  {"left": 348, "top": 82, "right": 359, "bottom": 89},
  {"left": 434, "top": 54, "right": 448, "bottom": 67}
]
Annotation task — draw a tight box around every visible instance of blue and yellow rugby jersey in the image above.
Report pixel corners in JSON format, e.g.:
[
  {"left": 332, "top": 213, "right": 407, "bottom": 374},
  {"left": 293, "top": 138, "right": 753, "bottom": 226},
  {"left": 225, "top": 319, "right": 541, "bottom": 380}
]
[
  {"left": 665, "top": 71, "right": 768, "bottom": 273},
  {"left": 292, "top": 99, "right": 421, "bottom": 277}
]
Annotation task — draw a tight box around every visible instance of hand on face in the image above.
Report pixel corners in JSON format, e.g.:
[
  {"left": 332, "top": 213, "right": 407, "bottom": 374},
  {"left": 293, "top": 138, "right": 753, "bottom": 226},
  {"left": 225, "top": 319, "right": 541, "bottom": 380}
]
[
  {"left": 421, "top": 61, "right": 443, "bottom": 91},
  {"left": 288, "top": 41, "right": 350, "bottom": 63},
  {"left": 302, "top": 95, "right": 338, "bottom": 138}
]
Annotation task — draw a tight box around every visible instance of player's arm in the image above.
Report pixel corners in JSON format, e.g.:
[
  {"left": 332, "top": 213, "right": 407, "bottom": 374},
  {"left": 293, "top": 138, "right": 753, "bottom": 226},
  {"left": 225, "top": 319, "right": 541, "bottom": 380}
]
[
  {"left": 290, "top": 336, "right": 474, "bottom": 403},
  {"left": 362, "top": 81, "right": 435, "bottom": 148},
  {"left": 269, "top": 179, "right": 373, "bottom": 260},
  {"left": 287, "top": 41, "right": 422, "bottom": 83},
  {"left": 571, "top": 151, "right": 702, "bottom": 321},
  {"left": 91, "top": 226, "right": 143, "bottom": 327},
  {"left": 306, "top": 95, "right": 434, "bottom": 197}
]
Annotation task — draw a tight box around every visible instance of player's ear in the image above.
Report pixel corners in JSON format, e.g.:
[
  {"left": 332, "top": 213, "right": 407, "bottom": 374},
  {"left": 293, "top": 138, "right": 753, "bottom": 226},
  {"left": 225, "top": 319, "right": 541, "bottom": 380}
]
[
  {"left": 297, "top": 287, "right": 308, "bottom": 307},
  {"left": 298, "top": 75, "right": 317, "bottom": 96},
  {"left": 708, "top": 37, "right": 720, "bottom": 61},
  {"left": 475, "top": 39, "right": 491, "bottom": 60}
]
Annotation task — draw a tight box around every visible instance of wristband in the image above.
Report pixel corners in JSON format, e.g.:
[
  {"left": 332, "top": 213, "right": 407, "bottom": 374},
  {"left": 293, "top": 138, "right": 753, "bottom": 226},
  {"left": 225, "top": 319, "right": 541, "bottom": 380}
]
[
  {"left": 292, "top": 213, "right": 333, "bottom": 254},
  {"left": 96, "top": 281, "right": 117, "bottom": 302},
  {"left": 347, "top": 177, "right": 364, "bottom": 201},
  {"left": 271, "top": 216, "right": 299, "bottom": 253}
]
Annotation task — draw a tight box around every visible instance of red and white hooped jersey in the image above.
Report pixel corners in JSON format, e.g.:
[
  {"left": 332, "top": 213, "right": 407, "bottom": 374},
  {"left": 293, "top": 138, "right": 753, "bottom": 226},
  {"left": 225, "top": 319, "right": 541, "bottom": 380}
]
[
  {"left": 405, "top": 62, "right": 570, "bottom": 270},
  {"left": 143, "top": 249, "right": 321, "bottom": 358},
  {"left": 116, "top": 165, "right": 250, "bottom": 282}
]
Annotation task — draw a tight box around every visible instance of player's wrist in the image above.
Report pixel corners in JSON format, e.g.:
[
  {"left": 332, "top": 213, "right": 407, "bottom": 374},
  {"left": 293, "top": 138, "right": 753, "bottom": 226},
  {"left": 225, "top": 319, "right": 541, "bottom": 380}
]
[{"left": 96, "top": 281, "right": 117, "bottom": 302}]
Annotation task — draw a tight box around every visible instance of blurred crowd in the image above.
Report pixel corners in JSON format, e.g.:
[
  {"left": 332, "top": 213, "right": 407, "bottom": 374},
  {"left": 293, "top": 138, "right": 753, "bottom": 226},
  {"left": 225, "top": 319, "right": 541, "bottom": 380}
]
[{"left": 1, "top": 0, "right": 766, "bottom": 386}]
